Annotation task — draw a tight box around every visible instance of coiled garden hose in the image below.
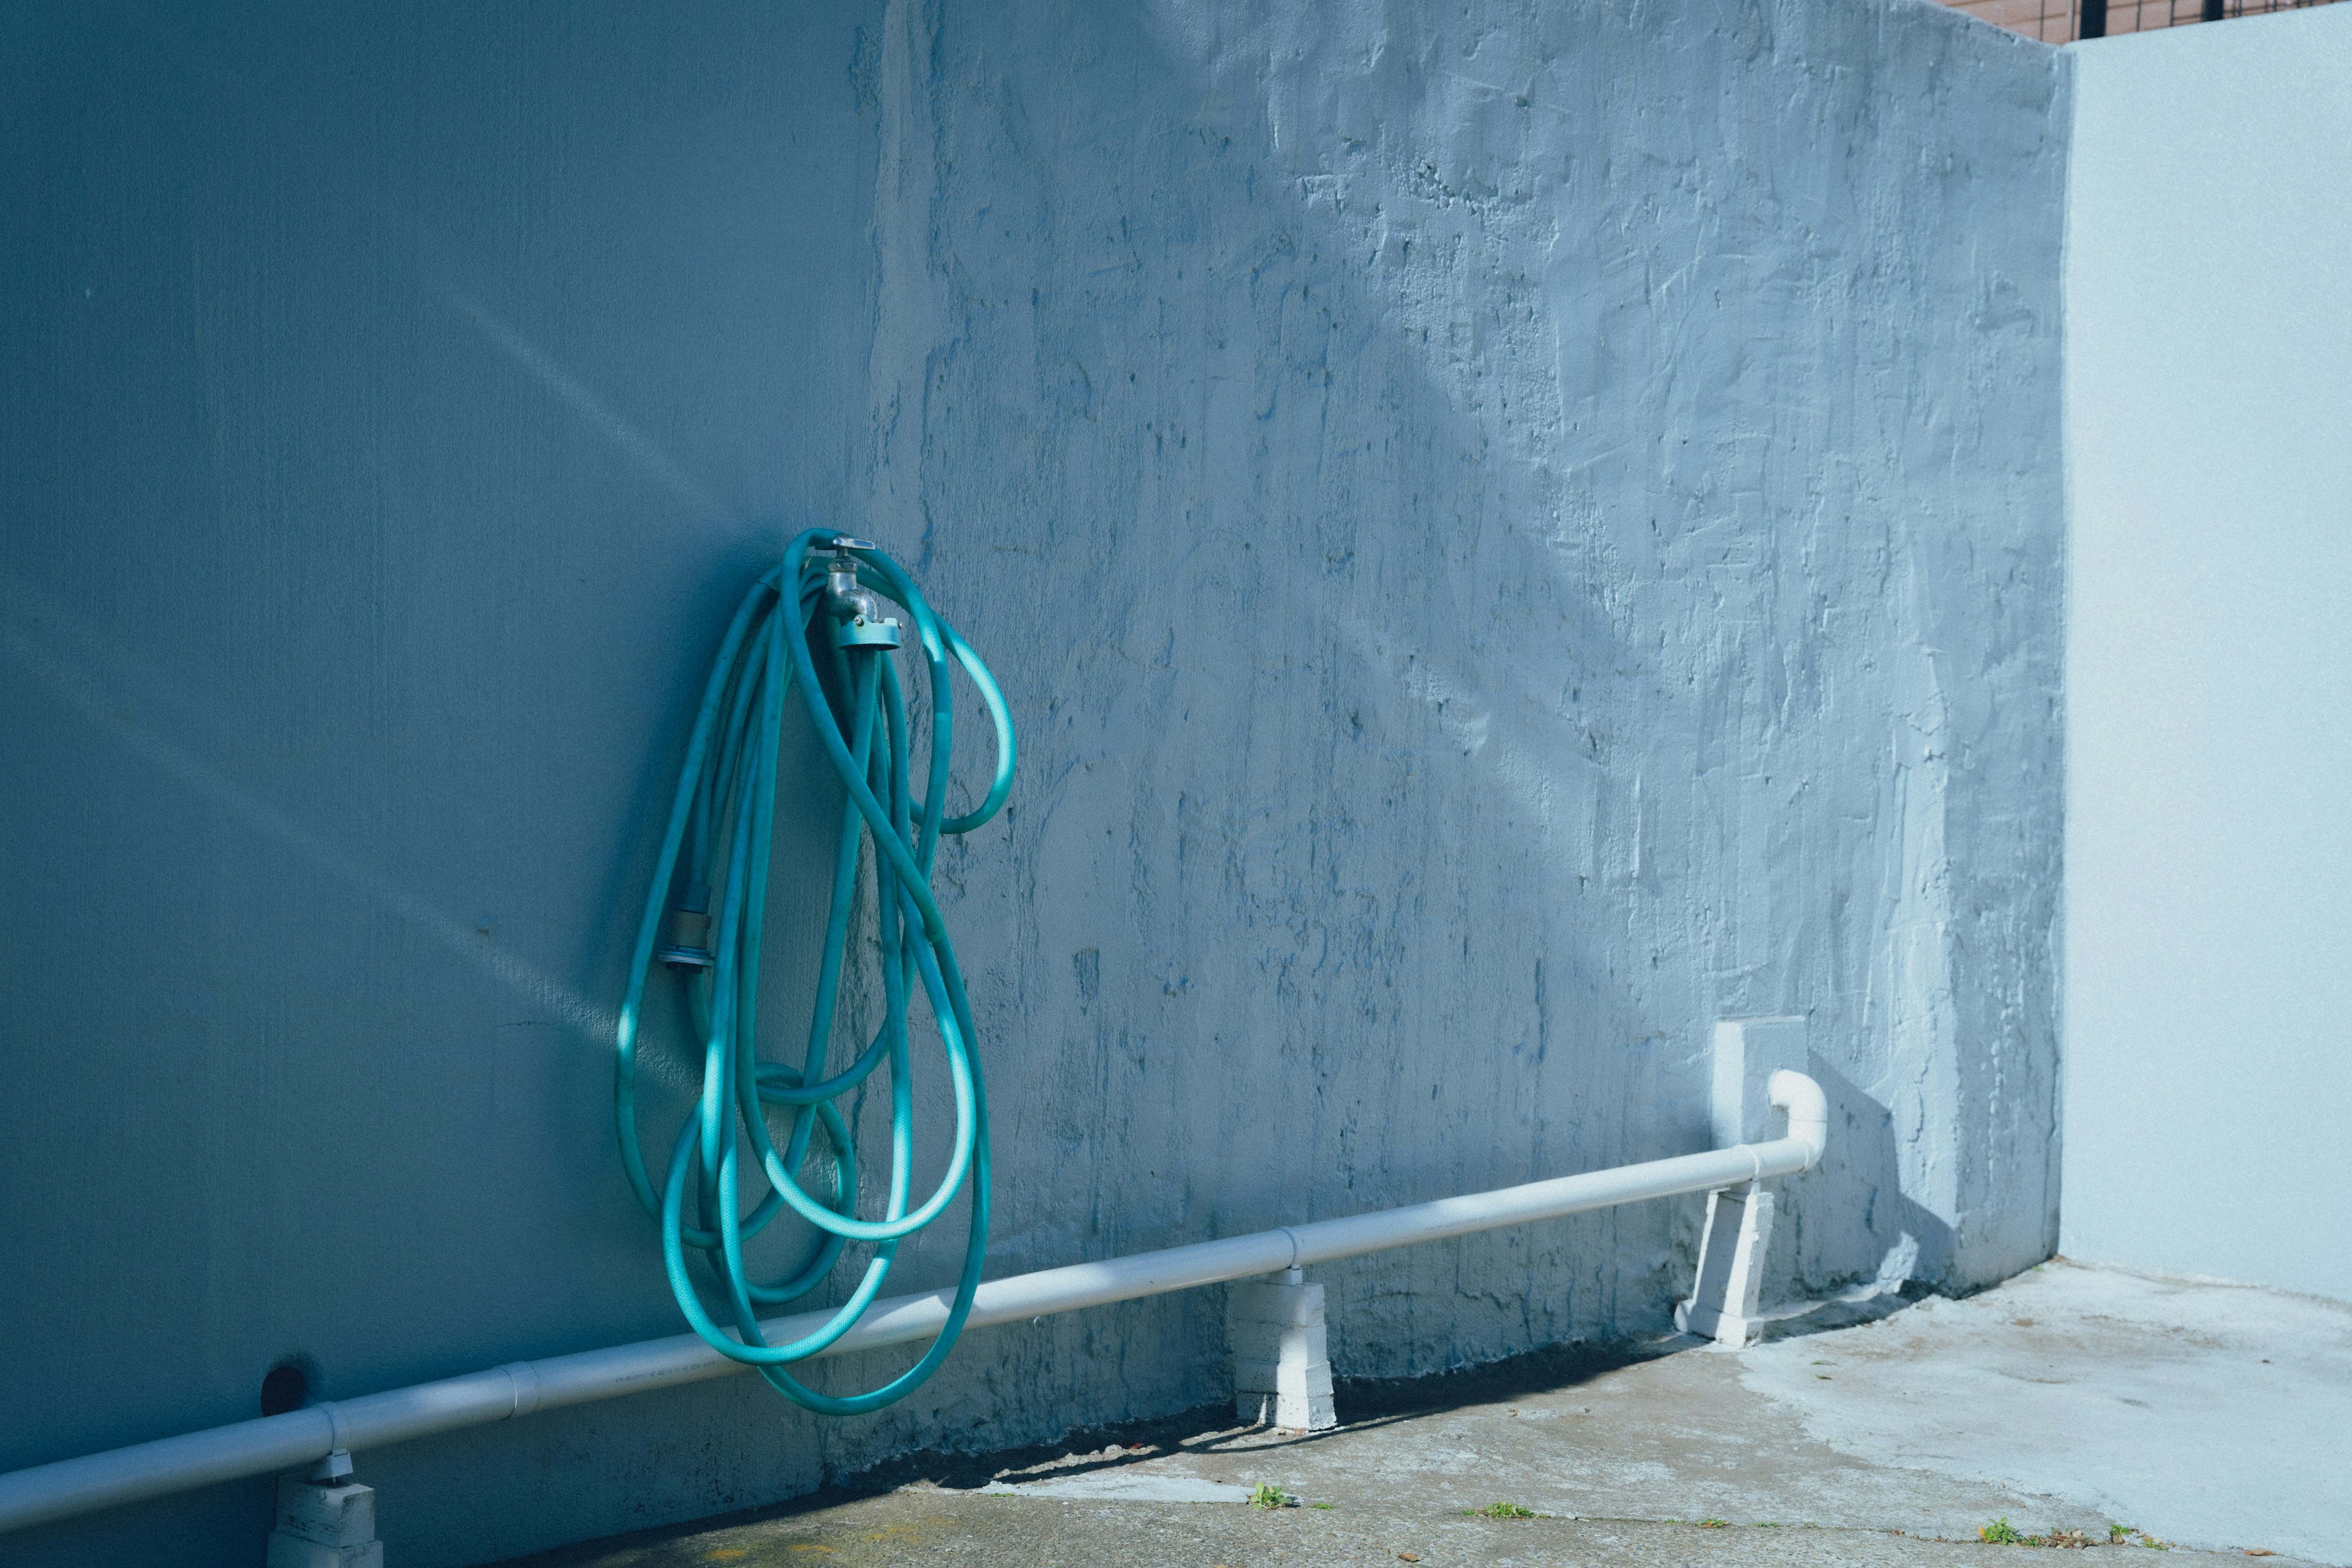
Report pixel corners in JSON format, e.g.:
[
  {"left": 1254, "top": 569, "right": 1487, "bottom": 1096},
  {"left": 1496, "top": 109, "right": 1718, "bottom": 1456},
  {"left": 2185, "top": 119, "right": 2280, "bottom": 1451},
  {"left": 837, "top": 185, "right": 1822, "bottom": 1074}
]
[{"left": 613, "top": 530, "right": 1014, "bottom": 1414}]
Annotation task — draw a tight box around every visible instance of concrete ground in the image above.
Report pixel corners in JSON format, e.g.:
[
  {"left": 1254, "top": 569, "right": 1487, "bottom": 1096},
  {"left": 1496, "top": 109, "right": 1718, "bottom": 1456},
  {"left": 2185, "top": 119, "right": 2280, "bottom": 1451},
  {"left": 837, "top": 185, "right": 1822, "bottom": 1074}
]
[{"left": 497, "top": 1261, "right": 2350, "bottom": 1568}]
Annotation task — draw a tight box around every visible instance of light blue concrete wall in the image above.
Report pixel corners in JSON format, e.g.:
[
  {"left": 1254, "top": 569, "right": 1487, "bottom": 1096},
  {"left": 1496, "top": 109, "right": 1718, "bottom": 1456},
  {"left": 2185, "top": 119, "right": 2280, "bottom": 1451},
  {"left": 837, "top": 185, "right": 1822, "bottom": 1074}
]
[
  {"left": 2062, "top": 6, "right": 2352, "bottom": 1303},
  {"left": 0, "top": 2, "right": 2067, "bottom": 1563}
]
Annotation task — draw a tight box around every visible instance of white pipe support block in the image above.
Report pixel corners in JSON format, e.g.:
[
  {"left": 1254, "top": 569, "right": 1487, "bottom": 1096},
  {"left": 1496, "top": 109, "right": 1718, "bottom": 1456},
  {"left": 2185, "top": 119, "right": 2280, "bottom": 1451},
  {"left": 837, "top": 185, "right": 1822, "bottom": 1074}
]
[
  {"left": 266, "top": 1477, "right": 381, "bottom": 1568},
  {"left": 1229, "top": 1267, "right": 1336, "bottom": 1431},
  {"left": 1675, "top": 1180, "right": 1777, "bottom": 1346}
]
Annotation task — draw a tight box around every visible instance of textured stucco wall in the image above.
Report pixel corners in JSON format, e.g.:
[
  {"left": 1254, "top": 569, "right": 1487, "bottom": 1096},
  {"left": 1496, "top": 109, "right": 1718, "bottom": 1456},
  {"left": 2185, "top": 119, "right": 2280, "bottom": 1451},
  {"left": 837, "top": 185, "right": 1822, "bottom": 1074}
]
[
  {"left": 0, "top": 2, "right": 2066, "bottom": 1564},
  {"left": 2063, "top": 6, "right": 2352, "bottom": 1302}
]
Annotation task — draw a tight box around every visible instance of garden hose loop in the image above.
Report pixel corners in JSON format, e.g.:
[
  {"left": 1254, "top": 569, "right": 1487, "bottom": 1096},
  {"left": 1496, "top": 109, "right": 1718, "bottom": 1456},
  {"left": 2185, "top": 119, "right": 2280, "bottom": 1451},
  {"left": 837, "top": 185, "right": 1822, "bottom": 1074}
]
[{"left": 612, "top": 529, "right": 1015, "bottom": 1414}]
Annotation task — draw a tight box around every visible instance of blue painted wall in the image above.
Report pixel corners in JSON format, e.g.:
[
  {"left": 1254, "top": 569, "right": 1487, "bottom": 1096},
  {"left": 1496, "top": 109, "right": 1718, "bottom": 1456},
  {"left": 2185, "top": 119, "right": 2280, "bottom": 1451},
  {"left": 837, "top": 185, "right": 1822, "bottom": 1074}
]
[
  {"left": 1, "top": 2, "right": 2067, "bottom": 1563},
  {"left": 2062, "top": 5, "right": 2352, "bottom": 1303}
]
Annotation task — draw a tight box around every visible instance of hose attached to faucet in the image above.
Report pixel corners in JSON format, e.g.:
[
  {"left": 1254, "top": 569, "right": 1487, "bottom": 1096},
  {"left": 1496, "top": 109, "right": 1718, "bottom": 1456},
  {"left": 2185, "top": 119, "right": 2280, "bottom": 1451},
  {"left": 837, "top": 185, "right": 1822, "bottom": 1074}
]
[{"left": 613, "top": 529, "right": 1014, "bottom": 1414}]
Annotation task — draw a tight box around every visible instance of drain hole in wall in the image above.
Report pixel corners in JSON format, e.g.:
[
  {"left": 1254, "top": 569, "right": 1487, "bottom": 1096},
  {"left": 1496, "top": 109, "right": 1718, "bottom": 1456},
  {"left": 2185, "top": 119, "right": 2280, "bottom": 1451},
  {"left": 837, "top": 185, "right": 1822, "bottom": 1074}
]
[{"left": 260, "top": 1360, "right": 310, "bottom": 1417}]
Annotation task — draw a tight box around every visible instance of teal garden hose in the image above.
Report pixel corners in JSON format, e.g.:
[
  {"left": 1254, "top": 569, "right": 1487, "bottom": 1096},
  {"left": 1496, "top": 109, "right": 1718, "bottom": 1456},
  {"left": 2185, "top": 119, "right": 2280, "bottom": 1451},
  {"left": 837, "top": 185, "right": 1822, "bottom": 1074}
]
[{"left": 612, "top": 531, "right": 1014, "bottom": 1414}]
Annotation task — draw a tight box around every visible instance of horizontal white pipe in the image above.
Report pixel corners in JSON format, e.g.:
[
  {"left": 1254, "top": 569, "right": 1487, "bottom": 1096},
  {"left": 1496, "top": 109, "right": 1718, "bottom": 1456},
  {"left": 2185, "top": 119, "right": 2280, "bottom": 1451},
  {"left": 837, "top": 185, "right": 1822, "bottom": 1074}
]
[{"left": 0, "top": 1071, "right": 1826, "bottom": 1537}]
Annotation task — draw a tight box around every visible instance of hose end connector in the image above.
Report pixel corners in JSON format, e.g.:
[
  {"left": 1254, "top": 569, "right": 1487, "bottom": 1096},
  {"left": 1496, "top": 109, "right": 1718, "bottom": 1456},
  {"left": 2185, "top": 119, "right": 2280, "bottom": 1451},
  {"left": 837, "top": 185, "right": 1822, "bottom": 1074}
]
[{"left": 657, "top": 887, "right": 715, "bottom": 972}]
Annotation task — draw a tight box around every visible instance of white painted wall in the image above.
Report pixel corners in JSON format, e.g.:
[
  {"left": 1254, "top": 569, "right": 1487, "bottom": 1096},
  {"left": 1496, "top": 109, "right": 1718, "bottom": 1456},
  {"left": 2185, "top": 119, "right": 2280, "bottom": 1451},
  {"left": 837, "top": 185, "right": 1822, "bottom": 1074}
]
[
  {"left": 1, "top": 2, "right": 2067, "bottom": 1563},
  {"left": 2064, "top": 5, "right": 2352, "bottom": 1302}
]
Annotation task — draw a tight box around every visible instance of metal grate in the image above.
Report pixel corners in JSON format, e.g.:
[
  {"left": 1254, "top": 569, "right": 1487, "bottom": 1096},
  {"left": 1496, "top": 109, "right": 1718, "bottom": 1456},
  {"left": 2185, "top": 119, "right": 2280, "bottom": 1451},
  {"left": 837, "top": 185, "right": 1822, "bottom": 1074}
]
[{"left": 1935, "top": 0, "right": 2342, "bottom": 45}]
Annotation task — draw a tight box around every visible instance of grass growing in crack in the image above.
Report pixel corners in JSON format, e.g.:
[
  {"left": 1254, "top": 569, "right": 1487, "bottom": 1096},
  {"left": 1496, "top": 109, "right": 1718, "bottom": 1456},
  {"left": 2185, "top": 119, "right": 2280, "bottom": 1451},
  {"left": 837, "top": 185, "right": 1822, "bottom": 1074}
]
[
  {"left": 1983, "top": 1517, "right": 2158, "bottom": 1548},
  {"left": 1246, "top": 1483, "right": 1289, "bottom": 1510},
  {"left": 1471, "top": 1501, "right": 1537, "bottom": 1519}
]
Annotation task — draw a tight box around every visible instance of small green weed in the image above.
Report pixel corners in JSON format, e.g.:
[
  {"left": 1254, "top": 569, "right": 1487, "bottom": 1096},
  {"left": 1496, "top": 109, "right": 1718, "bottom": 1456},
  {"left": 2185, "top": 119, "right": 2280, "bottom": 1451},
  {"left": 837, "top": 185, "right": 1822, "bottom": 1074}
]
[
  {"left": 1474, "top": 1501, "right": 1537, "bottom": 1519},
  {"left": 1981, "top": 1517, "right": 2114, "bottom": 1548},
  {"left": 1311, "top": 1502, "right": 1335, "bottom": 1511},
  {"left": 2106, "top": 1522, "right": 2170, "bottom": 1550},
  {"left": 1697, "top": 1518, "right": 1730, "bottom": 1529},
  {"left": 1246, "top": 1483, "right": 1288, "bottom": 1510}
]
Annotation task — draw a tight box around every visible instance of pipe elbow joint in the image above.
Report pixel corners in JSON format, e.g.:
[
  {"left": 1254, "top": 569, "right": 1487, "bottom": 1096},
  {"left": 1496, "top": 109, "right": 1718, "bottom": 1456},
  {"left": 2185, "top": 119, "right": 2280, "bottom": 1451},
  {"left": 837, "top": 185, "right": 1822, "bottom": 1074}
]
[{"left": 1768, "top": 1068, "right": 1829, "bottom": 1171}]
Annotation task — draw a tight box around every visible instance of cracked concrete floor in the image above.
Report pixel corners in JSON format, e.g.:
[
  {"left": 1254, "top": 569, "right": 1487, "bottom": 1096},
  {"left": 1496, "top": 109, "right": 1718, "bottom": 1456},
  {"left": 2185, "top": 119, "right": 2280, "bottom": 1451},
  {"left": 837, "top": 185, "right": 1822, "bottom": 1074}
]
[{"left": 497, "top": 1261, "right": 2348, "bottom": 1567}]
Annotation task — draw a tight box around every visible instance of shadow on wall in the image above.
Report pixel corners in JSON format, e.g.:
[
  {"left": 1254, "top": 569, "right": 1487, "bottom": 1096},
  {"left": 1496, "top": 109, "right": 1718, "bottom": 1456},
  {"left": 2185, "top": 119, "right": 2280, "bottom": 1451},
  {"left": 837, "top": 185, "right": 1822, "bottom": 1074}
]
[
  {"left": 889, "top": 0, "right": 2060, "bottom": 1404},
  {"left": 1778, "top": 1058, "right": 1958, "bottom": 1305}
]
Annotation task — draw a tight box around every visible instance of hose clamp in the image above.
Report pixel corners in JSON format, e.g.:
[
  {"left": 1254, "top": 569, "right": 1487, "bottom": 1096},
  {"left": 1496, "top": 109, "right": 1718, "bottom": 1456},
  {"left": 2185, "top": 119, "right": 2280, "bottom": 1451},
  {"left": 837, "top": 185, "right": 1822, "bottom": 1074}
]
[{"left": 658, "top": 889, "right": 716, "bottom": 971}]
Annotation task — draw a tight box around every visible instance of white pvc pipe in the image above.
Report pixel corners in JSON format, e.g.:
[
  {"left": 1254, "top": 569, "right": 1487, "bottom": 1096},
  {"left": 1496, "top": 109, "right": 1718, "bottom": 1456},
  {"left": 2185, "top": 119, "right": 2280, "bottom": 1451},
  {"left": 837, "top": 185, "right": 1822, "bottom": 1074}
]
[{"left": 0, "top": 1071, "right": 1826, "bottom": 1537}]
